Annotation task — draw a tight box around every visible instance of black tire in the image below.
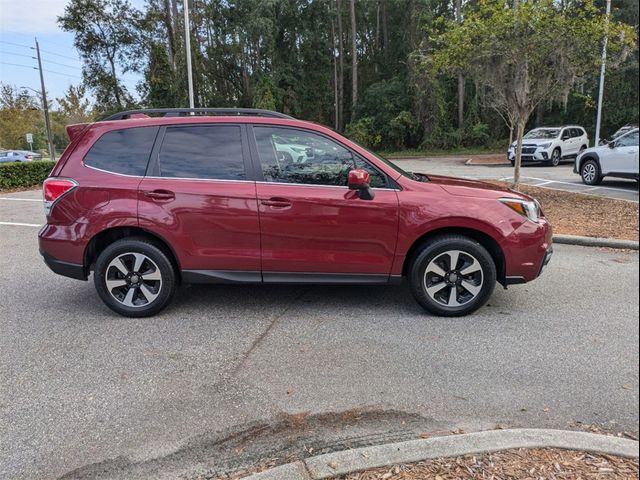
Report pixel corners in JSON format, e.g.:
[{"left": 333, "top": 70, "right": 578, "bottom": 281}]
[
  {"left": 409, "top": 235, "right": 497, "bottom": 317},
  {"left": 94, "top": 237, "right": 176, "bottom": 317},
  {"left": 580, "top": 158, "right": 602, "bottom": 185},
  {"left": 550, "top": 148, "right": 561, "bottom": 166}
]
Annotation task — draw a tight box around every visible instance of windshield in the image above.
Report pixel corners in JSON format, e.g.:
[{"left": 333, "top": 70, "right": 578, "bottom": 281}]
[
  {"left": 363, "top": 148, "right": 422, "bottom": 181},
  {"left": 524, "top": 128, "right": 560, "bottom": 139}
]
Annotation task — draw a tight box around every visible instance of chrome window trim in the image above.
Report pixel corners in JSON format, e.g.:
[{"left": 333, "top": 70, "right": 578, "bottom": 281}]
[
  {"left": 83, "top": 163, "right": 144, "bottom": 178},
  {"left": 255, "top": 181, "right": 400, "bottom": 191},
  {"left": 144, "top": 176, "right": 253, "bottom": 183}
]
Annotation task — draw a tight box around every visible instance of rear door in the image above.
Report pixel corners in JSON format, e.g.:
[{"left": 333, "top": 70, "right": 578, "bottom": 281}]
[
  {"left": 138, "top": 123, "right": 261, "bottom": 279},
  {"left": 249, "top": 125, "right": 399, "bottom": 280}
]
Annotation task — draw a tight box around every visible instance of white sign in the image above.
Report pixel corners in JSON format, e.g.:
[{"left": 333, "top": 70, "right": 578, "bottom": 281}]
[{"left": 26, "top": 133, "right": 33, "bottom": 144}]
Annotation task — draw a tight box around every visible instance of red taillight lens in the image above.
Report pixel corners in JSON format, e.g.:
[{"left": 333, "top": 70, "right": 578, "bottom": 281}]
[
  {"left": 25, "top": 155, "right": 33, "bottom": 160},
  {"left": 43, "top": 178, "right": 77, "bottom": 215}
]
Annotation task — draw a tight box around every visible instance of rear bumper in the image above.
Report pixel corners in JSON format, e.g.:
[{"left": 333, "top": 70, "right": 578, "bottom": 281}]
[{"left": 40, "top": 250, "right": 87, "bottom": 280}]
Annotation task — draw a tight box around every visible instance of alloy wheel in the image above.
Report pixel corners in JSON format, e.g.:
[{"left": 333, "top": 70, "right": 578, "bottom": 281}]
[
  {"left": 582, "top": 163, "right": 597, "bottom": 183},
  {"left": 423, "top": 250, "right": 484, "bottom": 307},
  {"left": 104, "top": 252, "right": 162, "bottom": 307}
]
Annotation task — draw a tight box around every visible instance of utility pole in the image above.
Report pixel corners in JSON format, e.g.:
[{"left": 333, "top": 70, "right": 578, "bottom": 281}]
[
  {"left": 594, "top": 0, "right": 611, "bottom": 146},
  {"left": 184, "top": 0, "right": 195, "bottom": 109},
  {"left": 34, "top": 38, "right": 55, "bottom": 161}
]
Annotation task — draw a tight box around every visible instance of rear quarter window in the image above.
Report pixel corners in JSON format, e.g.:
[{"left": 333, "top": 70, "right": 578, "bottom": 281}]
[{"left": 84, "top": 127, "right": 158, "bottom": 176}]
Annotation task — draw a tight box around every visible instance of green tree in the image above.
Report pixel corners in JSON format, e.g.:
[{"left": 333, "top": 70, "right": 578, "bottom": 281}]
[
  {"left": 58, "top": 0, "right": 143, "bottom": 110},
  {"left": 426, "top": 0, "right": 636, "bottom": 188},
  {"left": 0, "top": 84, "right": 44, "bottom": 150}
]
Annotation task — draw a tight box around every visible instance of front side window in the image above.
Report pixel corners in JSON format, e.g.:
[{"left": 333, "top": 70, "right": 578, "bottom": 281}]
[
  {"left": 253, "top": 126, "right": 386, "bottom": 187},
  {"left": 85, "top": 127, "right": 158, "bottom": 176},
  {"left": 616, "top": 131, "right": 639, "bottom": 147},
  {"left": 158, "top": 125, "right": 245, "bottom": 180}
]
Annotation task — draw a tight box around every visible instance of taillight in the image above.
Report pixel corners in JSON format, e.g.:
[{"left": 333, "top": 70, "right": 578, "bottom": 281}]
[
  {"left": 25, "top": 154, "right": 33, "bottom": 160},
  {"left": 43, "top": 178, "right": 78, "bottom": 216}
]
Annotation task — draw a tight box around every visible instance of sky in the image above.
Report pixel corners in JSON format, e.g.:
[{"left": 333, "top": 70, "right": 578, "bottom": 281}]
[{"left": 0, "top": 0, "right": 144, "bottom": 106}]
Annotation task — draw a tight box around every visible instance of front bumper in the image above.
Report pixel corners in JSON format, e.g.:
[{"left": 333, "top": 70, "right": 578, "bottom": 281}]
[{"left": 508, "top": 150, "right": 551, "bottom": 162}]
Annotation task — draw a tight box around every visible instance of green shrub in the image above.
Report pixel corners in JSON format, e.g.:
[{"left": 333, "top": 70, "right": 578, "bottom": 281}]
[
  {"left": 0, "top": 161, "right": 56, "bottom": 190},
  {"left": 345, "top": 117, "right": 382, "bottom": 149}
]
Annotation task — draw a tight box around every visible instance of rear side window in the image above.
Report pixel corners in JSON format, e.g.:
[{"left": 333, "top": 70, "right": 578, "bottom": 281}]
[
  {"left": 84, "top": 127, "right": 158, "bottom": 176},
  {"left": 158, "top": 125, "right": 245, "bottom": 180}
]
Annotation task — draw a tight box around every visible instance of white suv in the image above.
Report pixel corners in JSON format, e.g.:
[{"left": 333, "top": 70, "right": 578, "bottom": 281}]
[
  {"left": 575, "top": 128, "right": 639, "bottom": 185},
  {"left": 507, "top": 126, "right": 589, "bottom": 167}
]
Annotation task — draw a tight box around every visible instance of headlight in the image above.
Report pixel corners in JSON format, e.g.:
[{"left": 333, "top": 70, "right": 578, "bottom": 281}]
[
  {"left": 537, "top": 142, "right": 552, "bottom": 149},
  {"left": 499, "top": 197, "right": 541, "bottom": 223}
]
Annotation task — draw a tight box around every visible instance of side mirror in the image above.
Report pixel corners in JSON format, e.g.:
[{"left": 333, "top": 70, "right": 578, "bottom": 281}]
[
  {"left": 348, "top": 168, "right": 375, "bottom": 200},
  {"left": 562, "top": 134, "right": 570, "bottom": 140},
  {"left": 609, "top": 141, "right": 616, "bottom": 149}
]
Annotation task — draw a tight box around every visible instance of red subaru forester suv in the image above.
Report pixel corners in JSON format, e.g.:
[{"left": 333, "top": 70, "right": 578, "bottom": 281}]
[{"left": 39, "top": 108, "right": 552, "bottom": 318}]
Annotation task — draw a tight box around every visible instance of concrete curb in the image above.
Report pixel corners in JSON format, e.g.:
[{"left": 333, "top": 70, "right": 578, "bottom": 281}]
[
  {"left": 553, "top": 234, "right": 639, "bottom": 250},
  {"left": 242, "top": 429, "right": 639, "bottom": 480}
]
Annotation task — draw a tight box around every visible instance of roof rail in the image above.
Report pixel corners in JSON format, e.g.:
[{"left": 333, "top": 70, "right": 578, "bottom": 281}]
[{"left": 102, "top": 108, "right": 294, "bottom": 121}]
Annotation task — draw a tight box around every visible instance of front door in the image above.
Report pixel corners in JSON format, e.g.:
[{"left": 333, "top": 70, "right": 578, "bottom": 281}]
[
  {"left": 138, "top": 124, "right": 261, "bottom": 278},
  {"left": 250, "top": 126, "right": 399, "bottom": 280},
  {"left": 605, "top": 130, "right": 639, "bottom": 175}
]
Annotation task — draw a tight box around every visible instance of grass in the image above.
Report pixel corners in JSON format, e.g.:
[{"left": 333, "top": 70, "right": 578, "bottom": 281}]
[
  {"left": 378, "top": 146, "right": 503, "bottom": 158},
  {"left": 517, "top": 184, "right": 638, "bottom": 241}
]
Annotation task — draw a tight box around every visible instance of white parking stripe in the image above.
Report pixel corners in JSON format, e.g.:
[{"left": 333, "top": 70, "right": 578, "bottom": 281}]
[
  {"left": 0, "top": 197, "right": 41, "bottom": 202},
  {"left": 0, "top": 221, "right": 42, "bottom": 227}
]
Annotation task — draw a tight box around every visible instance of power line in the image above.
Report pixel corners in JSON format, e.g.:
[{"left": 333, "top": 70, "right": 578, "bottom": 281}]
[
  {"left": 0, "top": 50, "right": 32, "bottom": 59},
  {"left": 0, "top": 61, "right": 36, "bottom": 70},
  {"left": 0, "top": 61, "right": 82, "bottom": 79},
  {"left": 0, "top": 40, "right": 32, "bottom": 50},
  {"left": 39, "top": 48, "right": 79, "bottom": 61},
  {"left": 41, "top": 58, "right": 82, "bottom": 70}
]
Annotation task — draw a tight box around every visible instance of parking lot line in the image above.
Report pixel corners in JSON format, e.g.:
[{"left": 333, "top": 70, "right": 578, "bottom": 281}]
[
  {"left": 0, "top": 221, "right": 42, "bottom": 227},
  {"left": 0, "top": 197, "right": 41, "bottom": 202}
]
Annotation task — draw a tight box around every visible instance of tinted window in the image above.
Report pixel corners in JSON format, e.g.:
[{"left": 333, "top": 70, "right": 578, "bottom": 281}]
[
  {"left": 253, "top": 126, "right": 386, "bottom": 188},
  {"left": 85, "top": 127, "right": 157, "bottom": 176},
  {"left": 617, "top": 131, "right": 639, "bottom": 147},
  {"left": 158, "top": 125, "right": 245, "bottom": 180}
]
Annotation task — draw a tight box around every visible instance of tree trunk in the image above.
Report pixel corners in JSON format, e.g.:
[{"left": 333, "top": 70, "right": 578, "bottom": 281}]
[
  {"left": 336, "top": 0, "right": 345, "bottom": 130},
  {"left": 332, "top": 19, "right": 339, "bottom": 130},
  {"left": 381, "top": 0, "right": 388, "bottom": 59},
  {"left": 457, "top": 74, "right": 464, "bottom": 129},
  {"left": 108, "top": 55, "right": 121, "bottom": 107},
  {"left": 162, "top": 0, "right": 176, "bottom": 70},
  {"left": 512, "top": 117, "right": 526, "bottom": 190},
  {"left": 455, "top": 0, "right": 464, "bottom": 129},
  {"left": 350, "top": 0, "right": 358, "bottom": 117}
]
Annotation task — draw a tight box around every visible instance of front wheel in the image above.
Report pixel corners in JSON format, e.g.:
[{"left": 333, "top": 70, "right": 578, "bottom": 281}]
[
  {"left": 94, "top": 238, "right": 176, "bottom": 317},
  {"left": 580, "top": 159, "right": 602, "bottom": 185},
  {"left": 409, "top": 236, "right": 497, "bottom": 317},
  {"left": 550, "top": 148, "right": 561, "bottom": 166}
]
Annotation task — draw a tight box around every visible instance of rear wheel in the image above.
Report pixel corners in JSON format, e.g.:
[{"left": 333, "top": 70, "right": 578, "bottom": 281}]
[
  {"left": 409, "top": 236, "right": 497, "bottom": 317},
  {"left": 580, "top": 159, "right": 602, "bottom": 185},
  {"left": 94, "top": 238, "right": 176, "bottom": 317},
  {"left": 550, "top": 148, "right": 561, "bottom": 166}
]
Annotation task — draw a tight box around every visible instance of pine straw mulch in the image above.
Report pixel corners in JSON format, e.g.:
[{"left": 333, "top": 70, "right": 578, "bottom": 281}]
[
  {"left": 340, "top": 448, "right": 639, "bottom": 480},
  {"left": 497, "top": 183, "right": 639, "bottom": 241}
]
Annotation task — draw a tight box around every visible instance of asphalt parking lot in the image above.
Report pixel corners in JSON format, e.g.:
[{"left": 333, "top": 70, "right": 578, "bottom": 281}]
[
  {"left": 393, "top": 156, "right": 639, "bottom": 202},
  {"left": 0, "top": 189, "right": 638, "bottom": 480}
]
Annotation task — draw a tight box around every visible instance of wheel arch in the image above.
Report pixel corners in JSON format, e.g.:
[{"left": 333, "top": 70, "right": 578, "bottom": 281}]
[
  {"left": 84, "top": 226, "right": 182, "bottom": 282},
  {"left": 402, "top": 226, "right": 506, "bottom": 285},
  {"left": 577, "top": 152, "right": 600, "bottom": 173}
]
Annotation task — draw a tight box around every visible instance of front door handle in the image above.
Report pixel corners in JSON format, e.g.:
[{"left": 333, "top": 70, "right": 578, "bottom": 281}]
[
  {"left": 143, "top": 189, "right": 175, "bottom": 201},
  {"left": 261, "top": 197, "right": 292, "bottom": 208}
]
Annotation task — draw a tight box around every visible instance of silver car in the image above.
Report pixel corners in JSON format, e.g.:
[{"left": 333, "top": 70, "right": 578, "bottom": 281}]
[{"left": 0, "top": 150, "right": 43, "bottom": 163}]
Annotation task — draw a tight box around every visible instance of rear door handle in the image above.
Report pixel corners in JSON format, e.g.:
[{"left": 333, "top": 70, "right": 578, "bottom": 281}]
[
  {"left": 143, "top": 189, "right": 175, "bottom": 201},
  {"left": 261, "top": 197, "right": 292, "bottom": 208}
]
